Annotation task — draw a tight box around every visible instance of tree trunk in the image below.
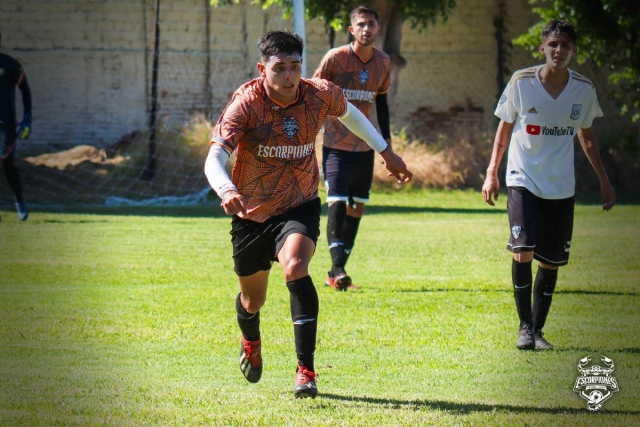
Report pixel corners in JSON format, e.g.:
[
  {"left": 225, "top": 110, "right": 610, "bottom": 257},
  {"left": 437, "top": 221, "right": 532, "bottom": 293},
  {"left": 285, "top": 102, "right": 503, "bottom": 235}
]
[{"left": 368, "top": 0, "right": 406, "bottom": 105}]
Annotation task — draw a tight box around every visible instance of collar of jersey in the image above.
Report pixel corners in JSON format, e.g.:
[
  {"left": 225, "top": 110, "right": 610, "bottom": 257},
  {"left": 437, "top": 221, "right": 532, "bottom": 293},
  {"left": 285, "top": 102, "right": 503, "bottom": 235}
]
[
  {"left": 349, "top": 43, "right": 375, "bottom": 63},
  {"left": 261, "top": 79, "right": 300, "bottom": 109}
]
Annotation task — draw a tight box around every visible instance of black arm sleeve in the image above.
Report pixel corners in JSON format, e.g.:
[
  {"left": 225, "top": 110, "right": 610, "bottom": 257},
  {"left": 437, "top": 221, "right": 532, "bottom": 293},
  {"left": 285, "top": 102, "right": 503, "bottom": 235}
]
[
  {"left": 375, "top": 93, "right": 391, "bottom": 140},
  {"left": 18, "top": 74, "right": 32, "bottom": 115}
]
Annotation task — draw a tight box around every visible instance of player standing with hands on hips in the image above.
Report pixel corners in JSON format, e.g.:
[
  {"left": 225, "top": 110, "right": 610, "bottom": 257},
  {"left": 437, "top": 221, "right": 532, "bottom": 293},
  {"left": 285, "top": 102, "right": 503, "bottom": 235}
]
[
  {"left": 205, "top": 30, "right": 412, "bottom": 398},
  {"left": 482, "top": 20, "right": 615, "bottom": 350},
  {"left": 314, "top": 5, "right": 391, "bottom": 291},
  {"left": 0, "top": 31, "right": 32, "bottom": 221}
]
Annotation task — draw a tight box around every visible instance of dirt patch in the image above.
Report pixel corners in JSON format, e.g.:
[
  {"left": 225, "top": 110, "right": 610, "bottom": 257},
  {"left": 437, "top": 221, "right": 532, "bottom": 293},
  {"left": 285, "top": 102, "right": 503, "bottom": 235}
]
[{"left": 25, "top": 145, "right": 128, "bottom": 170}]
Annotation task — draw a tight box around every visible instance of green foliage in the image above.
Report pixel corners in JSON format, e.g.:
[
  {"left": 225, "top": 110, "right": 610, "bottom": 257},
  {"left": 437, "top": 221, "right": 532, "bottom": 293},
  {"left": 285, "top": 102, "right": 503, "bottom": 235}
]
[
  {"left": 513, "top": 0, "right": 640, "bottom": 122},
  {"left": 260, "top": 0, "right": 456, "bottom": 32}
]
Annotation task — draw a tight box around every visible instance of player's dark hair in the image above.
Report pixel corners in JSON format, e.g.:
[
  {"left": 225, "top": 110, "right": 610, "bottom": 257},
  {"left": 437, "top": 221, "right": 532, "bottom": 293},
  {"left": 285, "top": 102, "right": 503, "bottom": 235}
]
[
  {"left": 258, "top": 30, "right": 304, "bottom": 62},
  {"left": 350, "top": 5, "right": 378, "bottom": 22},
  {"left": 541, "top": 20, "right": 577, "bottom": 45}
]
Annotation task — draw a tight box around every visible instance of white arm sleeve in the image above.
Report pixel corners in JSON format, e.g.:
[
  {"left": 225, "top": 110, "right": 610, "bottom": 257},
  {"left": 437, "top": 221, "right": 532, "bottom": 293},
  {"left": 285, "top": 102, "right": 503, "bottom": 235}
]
[
  {"left": 337, "top": 102, "right": 389, "bottom": 153},
  {"left": 204, "top": 144, "right": 237, "bottom": 198}
]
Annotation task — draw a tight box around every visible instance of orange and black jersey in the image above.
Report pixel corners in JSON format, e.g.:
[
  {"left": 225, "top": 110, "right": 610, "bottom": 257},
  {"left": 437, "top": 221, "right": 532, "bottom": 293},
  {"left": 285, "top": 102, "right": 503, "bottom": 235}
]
[
  {"left": 313, "top": 44, "right": 390, "bottom": 152},
  {"left": 211, "top": 77, "right": 347, "bottom": 223}
]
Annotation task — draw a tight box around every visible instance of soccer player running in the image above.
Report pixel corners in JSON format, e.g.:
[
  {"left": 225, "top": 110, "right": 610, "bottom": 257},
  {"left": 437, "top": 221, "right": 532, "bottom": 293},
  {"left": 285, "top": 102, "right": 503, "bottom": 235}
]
[
  {"left": 0, "top": 31, "right": 32, "bottom": 221},
  {"left": 482, "top": 20, "right": 615, "bottom": 350},
  {"left": 204, "top": 30, "right": 412, "bottom": 398},
  {"left": 313, "top": 5, "right": 392, "bottom": 291}
]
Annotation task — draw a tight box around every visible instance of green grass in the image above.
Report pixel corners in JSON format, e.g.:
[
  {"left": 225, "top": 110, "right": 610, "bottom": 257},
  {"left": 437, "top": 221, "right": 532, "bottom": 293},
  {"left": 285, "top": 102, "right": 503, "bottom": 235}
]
[{"left": 1, "top": 189, "right": 638, "bottom": 426}]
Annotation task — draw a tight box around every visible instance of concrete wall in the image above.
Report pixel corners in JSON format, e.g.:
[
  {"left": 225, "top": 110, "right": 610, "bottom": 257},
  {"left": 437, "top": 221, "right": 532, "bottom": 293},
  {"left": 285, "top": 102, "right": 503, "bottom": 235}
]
[{"left": 1, "top": 0, "right": 617, "bottom": 149}]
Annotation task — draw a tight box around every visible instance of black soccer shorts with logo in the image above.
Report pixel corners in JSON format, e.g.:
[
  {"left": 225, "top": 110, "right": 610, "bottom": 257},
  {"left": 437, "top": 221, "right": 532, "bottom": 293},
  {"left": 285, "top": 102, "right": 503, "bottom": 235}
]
[
  {"left": 230, "top": 197, "right": 322, "bottom": 277},
  {"left": 506, "top": 186, "right": 575, "bottom": 266},
  {"left": 322, "top": 146, "right": 375, "bottom": 206}
]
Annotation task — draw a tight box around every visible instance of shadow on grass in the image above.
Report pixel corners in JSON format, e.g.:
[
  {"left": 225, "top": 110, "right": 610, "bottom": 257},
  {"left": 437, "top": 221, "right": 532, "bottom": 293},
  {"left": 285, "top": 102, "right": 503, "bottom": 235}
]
[
  {"left": 553, "top": 347, "right": 640, "bottom": 354},
  {"left": 362, "top": 205, "right": 507, "bottom": 215},
  {"left": 394, "top": 288, "right": 639, "bottom": 297},
  {"left": 320, "top": 394, "right": 639, "bottom": 415}
]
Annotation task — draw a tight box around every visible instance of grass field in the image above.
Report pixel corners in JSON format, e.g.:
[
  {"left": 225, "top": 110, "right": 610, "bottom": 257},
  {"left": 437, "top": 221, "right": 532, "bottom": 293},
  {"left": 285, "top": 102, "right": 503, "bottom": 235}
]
[{"left": 1, "top": 189, "right": 638, "bottom": 426}]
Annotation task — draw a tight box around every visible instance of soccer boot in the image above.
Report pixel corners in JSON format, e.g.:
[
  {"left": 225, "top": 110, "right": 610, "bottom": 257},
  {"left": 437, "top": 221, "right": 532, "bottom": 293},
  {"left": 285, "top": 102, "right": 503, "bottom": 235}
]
[
  {"left": 333, "top": 272, "right": 352, "bottom": 291},
  {"left": 294, "top": 363, "right": 318, "bottom": 399},
  {"left": 15, "top": 201, "right": 28, "bottom": 221},
  {"left": 516, "top": 322, "right": 535, "bottom": 350},
  {"left": 534, "top": 330, "right": 555, "bottom": 350},
  {"left": 239, "top": 337, "right": 262, "bottom": 383}
]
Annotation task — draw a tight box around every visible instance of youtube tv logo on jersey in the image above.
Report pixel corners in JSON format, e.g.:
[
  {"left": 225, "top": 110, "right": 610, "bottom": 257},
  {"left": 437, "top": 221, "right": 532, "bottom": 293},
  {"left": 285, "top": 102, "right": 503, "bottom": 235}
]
[{"left": 526, "top": 124, "right": 541, "bottom": 135}]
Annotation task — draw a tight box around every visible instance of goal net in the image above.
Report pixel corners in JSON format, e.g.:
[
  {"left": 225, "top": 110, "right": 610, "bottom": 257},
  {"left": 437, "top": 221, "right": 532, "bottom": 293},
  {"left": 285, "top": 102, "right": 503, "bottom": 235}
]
[{"left": 1, "top": 0, "right": 286, "bottom": 208}]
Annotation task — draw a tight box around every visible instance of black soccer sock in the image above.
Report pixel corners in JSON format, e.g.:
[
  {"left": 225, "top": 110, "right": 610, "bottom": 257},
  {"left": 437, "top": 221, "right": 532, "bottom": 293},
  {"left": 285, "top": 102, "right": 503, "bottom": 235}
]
[
  {"left": 327, "top": 202, "right": 347, "bottom": 276},
  {"left": 2, "top": 158, "right": 24, "bottom": 202},
  {"left": 286, "top": 275, "right": 318, "bottom": 371},
  {"left": 342, "top": 215, "right": 361, "bottom": 268},
  {"left": 512, "top": 259, "right": 533, "bottom": 326},
  {"left": 236, "top": 293, "right": 260, "bottom": 342},
  {"left": 532, "top": 266, "right": 558, "bottom": 331}
]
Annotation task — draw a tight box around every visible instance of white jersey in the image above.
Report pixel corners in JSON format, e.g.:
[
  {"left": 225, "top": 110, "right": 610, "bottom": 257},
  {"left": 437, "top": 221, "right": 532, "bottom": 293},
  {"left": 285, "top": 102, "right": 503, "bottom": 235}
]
[{"left": 495, "top": 65, "right": 603, "bottom": 199}]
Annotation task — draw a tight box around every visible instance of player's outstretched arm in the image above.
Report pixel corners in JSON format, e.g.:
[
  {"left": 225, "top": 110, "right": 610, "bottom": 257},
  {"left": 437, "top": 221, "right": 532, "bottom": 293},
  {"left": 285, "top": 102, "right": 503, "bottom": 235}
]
[
  {"left": 577, "top": 127, "right": 616, "bottom": 211},
  {"left": 17, "top": 73, "right": 32, "bottom": 140},
  {"left": 337, "top": 102, "right": 412, "bottom": 183},
  {"left": 482, "top": 120, "right": 514, "bottom": 206},
  {"left": 204, "top": 144, "right": 247, "bottom": 215}
]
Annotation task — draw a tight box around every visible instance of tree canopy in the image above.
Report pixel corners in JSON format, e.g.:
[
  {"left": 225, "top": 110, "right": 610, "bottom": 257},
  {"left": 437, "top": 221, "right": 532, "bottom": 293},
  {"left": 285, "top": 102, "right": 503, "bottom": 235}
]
[{"left": 513, "top": 0, "right": 640, "bottom": 122}]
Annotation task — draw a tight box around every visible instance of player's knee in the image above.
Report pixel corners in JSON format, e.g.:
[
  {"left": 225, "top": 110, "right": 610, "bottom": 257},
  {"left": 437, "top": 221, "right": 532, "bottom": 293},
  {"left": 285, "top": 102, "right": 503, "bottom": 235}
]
[
  {"left": 347, "top": 203, "right": 365, "bottom": 217},
  {"left": 538, "top": 262, "right": 559, "bottom": 271},
  {"left": 241, "top": 293, "right": 266, "bottom": 313},
  {"left": 513, "top": 252, "right": 534, "bottom": 263},
  {"left": 281, "top": 256, "right": 310, "bottom": 281}
]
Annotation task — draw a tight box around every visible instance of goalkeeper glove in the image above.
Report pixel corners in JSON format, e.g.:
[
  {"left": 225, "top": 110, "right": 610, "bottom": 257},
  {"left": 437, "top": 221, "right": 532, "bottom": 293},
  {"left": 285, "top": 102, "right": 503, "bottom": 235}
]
[{"left": 17, "top": 113, "right": 31, "bottom": 139}]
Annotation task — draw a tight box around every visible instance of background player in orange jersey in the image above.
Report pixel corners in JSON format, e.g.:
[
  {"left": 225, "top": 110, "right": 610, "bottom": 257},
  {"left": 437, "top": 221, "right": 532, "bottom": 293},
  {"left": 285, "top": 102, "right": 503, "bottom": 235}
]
[
  {"left": 205, "top": 29, "right": 412, "bottom": 398},
  {"left": 314, "top": 5, "right": 391, "bottom": 291}
]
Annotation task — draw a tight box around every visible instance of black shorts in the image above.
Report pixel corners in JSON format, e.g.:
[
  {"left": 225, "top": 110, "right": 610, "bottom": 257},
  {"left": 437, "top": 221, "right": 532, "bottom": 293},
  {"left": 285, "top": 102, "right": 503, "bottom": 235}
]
[
  {"left": 230, "top": 198, "right": 322, "bottom": 277},
  {"left": 322, "top": 146, "right": 375, "bottom": 206},
  {"left": 507, "top": 186, "right": 574, "bottom": 266},
  {"left": 0, "top": 122, "right": 17, "bottom": 160}
]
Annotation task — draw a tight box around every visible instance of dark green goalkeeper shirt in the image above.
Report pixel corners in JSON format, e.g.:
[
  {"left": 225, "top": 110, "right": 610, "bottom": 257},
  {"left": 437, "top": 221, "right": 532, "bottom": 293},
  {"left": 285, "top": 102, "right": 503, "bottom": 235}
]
[{"left": 0, "top": 53, "right": 25, "bottom": 126}]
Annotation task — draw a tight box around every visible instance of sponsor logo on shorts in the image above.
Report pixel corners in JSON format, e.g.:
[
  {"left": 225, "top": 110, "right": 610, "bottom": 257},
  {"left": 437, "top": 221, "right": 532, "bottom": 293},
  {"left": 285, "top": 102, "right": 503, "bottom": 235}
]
[
  {"left": 571, "top": 104, "right": 583, "bottom": 120},
  {"left": 511, "top": 225, "right": 522, "bottom": 239},
  {"left": 282, "top": 117, "right": 299, "bottom": 139},
  {"left": 526, "top": 124, "right": 575, "bottom": 136},
  {"left": 573, "top": 355, "right": 619, "bottom": 412}
]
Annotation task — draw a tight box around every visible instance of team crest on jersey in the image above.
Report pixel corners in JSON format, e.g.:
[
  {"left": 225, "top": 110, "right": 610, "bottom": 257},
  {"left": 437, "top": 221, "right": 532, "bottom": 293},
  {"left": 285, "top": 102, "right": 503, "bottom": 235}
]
[
  {"left": 282, "top": 117, "right": 299, "bottom": 139},
  {"left": 499, "top": 94, "right": 507, "bottom": 105},
  {"left": 511, "top": 225, "right": 521, "bottom": 239},
  {"left": 359, "top": 69, "right": 369, "bottom": 84},
  {"left": 571, "top": 104, "right": 582, "bottom": 120}
]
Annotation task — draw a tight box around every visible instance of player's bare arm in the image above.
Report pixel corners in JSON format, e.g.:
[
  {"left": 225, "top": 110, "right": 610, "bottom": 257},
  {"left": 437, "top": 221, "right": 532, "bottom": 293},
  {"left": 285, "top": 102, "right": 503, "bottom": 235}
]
[
  {"left": 380, "top": 146, "right": 411, "bottom": 183},
  {"left": 577, "top": 127, "right": 616, "bottom": 211},
  {"left": 482, "top": 120, "right": 514, "bottom": 206},
  {"left": 337, "top": 102, "right": 412, "bottom": 183}
]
